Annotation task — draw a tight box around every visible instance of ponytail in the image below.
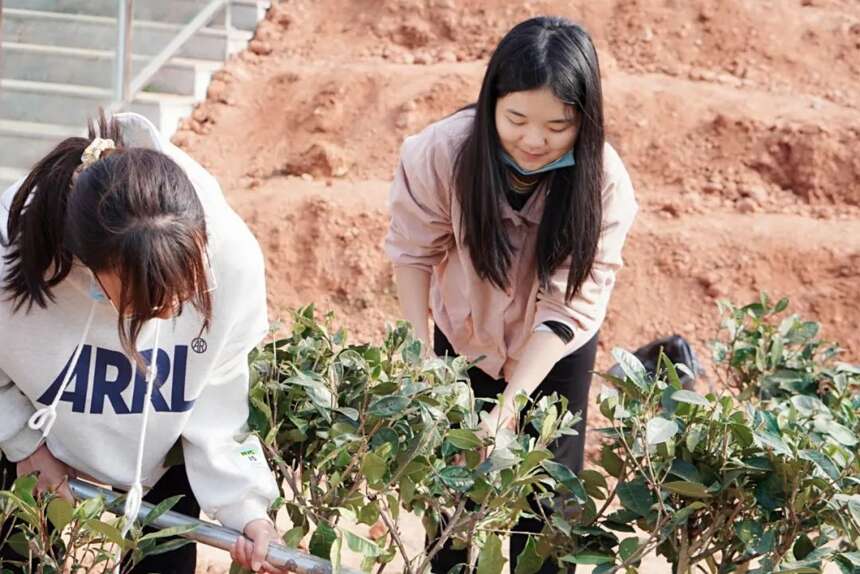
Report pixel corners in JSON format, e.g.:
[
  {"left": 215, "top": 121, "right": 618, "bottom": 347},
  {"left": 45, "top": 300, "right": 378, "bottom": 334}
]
[{"left": 2, "top": 112, "right": 123, "bottom": 311}]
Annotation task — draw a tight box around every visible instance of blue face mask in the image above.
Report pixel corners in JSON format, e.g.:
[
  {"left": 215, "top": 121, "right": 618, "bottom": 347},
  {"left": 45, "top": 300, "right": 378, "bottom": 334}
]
[
  {"left": 87, "top": 275, "right": 110, "bottom": 303},
  {"left": 502, "top": 149, "right": 576, "bottom": 176}
]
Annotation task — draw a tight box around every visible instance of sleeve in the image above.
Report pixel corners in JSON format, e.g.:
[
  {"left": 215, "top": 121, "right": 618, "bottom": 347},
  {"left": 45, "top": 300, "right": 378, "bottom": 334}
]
[
  {"left": 180, "top": 232, "right": 279, "bottom": 532},
  {"left": 533, "top": 147, "right": 639, "bottom": 353},
  {"left": 384, "top": 125, "right": 456, "bottom": 273},
  {"left": 0, "top": 367, "right": 43, "bottom": 462}
]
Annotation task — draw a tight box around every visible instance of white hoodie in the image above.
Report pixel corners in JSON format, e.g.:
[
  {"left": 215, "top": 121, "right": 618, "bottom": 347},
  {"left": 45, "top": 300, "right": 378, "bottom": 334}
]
[{"left": 0, "top": 113, "right": 278, "bottom": 532}]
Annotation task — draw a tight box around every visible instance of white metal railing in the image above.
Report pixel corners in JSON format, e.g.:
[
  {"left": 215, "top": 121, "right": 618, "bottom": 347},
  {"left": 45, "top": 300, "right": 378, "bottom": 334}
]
[{"left": 113, "top": 0, "right": 233, "bottom": 107}]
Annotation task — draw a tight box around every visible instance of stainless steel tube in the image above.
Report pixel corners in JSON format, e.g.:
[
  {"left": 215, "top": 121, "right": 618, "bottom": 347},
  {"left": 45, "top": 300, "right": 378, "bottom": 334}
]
[
  {"left": 69, "top": 479, "right": 363, "bottom": 574},
  {"left": 113, "top": 0, "right": 134, "bottom": 105}
]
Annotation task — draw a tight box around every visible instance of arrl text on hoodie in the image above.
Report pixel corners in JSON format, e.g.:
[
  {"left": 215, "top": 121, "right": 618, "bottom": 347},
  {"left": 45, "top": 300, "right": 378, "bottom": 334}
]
[{"left": 0, "top": 113, "right": 278, "bottom": 532}]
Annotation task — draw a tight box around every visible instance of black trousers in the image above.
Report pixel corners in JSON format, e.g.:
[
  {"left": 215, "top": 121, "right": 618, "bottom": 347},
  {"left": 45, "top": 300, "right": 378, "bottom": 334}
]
[
  {"left": 0, "top": 455, "right": 199, "bottom": 574},
  {"left": 430, "top": 327, "right": 598, "bottom": 574}
]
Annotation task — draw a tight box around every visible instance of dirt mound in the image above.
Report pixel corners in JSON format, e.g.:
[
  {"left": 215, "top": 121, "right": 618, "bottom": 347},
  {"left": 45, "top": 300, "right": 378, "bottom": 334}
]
[{"left": 173, "top": 0, "right": 860, "bottom": 356}]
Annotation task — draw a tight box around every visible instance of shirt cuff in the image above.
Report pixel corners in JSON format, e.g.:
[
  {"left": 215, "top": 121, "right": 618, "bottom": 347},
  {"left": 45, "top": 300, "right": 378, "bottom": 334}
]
[
  {"left": 535, "top": 320, "right": 575, "bottom": 344},
  {"left": 215, "top": 495, "right": 273, "bottom": 533},
  {"left": 0, "top": 426, "right": 44, "bottom": 463}
]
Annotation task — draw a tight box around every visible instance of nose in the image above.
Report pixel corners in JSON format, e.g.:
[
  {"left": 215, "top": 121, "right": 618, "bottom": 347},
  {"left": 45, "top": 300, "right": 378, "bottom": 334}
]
[{"left": 521, "top": 126, "right": 546, "bottom": 150}]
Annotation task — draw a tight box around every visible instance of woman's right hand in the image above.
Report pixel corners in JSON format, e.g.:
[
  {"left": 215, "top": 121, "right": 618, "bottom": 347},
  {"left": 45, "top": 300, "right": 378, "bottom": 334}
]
[{"left": 16, "top": 443, "right": 75, "bottom": 502}]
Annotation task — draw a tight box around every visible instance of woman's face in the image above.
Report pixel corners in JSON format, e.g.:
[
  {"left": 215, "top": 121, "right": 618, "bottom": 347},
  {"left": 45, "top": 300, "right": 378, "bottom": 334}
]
[
  {"left": 495, "top": 86, "right": 579, "bottom": 172},
  {"left": 94, "top": 270, "right": 181, "bottom": 320}
]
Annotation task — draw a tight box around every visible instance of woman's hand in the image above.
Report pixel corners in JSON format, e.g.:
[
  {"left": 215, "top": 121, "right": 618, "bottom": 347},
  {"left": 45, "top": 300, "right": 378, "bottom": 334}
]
[
  {"left": 458, "top": 407, "right": 517, "bottom": 464},
  {"left": 16, "top": 443, "right": 75, "bottom": 502},
  {"left": 231, "top": 519, "right": 280, "bottom": 573}
]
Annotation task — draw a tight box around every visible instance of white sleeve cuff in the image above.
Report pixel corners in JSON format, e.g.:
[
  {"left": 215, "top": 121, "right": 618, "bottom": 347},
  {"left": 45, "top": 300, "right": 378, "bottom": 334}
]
[
  {"left": 0, "top": 426, "right": 44, "bottom": 463},
  {"left": 215, "top": 495, "right": 272, "bottom": 533}
]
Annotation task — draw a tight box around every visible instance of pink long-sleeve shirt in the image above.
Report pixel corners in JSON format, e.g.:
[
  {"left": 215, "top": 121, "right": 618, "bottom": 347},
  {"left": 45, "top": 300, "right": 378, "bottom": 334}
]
[{"left": 385, "top": 110, "right": 639, "bottom": 380}]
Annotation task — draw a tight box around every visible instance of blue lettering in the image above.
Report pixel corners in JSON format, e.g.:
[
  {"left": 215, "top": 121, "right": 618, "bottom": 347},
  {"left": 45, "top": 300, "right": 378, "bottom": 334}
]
[
  {"left": 37, "top": 345, "right": 92, "bottom": 413},
  {"left": 40, "top": 345, "right": 196, "bottom": 415},
  {"left": 91, "top": 348, "right": 132, "bottom": 414},
  {"left": 131, "top": 349, "right": 171, "bottom": 413},
  {"left": 170, "top": 346, "right": 195, "bottom": 413}
]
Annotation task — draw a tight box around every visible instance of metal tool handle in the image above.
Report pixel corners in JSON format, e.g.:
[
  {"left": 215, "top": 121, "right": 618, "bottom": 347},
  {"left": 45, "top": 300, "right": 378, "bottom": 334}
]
[{"left": 69, "top": 479, "right": 362, "bottom": 574}]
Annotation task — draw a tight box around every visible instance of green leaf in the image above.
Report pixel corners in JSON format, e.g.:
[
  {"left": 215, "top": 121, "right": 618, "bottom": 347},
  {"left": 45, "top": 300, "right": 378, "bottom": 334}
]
[
  {"left": 309, "top": 522, "right": 338, "bottom": 559},
  {"left": 138, "top": 524, "right": 196, "bottom": 542},
  {"left": 368, "top": 396, "right": 410, "bottom": 418},
  {"left": 47, "top": 498, "right": 74, "bottom": 531},
  {"left": 617, "top": 477, "right": 655, "bottom": 519},
  {"left": 670, "top": 390, "right": 710, "bottom": 407},
  {"left": 813, "top": 416, "right": 858, "bottom": 446},
  {"left": 793, "top": 534, "right": 815, "bottom": 561},
  {"left": 612, "top": 348, "right": 648, "bottom": 390},
  {"left": 669, "top": 460, "right": 702, "bottom": 483},
  {"left": 477, "top": 533, "right": 506, "bottom": 574},
  {"left": 646, "top": 417, "right": 679, "bottom": 445},
  {"left": 562, "top": 552, "right": 613, "bottom": 565},
  {"left": 540, "top": 408, "right": 558, "bottom": 442},
  {"left": 141, "top": 494, "right": 183, "bottom": 527},
  {"left": 579, "top": 469, "right": 608, "bottom": 498},
  {"left": 343, "top": 530, "right": 383, "bottom": 557},
  {"left": 735, "top": 519, "right": 763, "bottom": 545},
  {"left": 741, "top": 456, "right": 774, "bottom": 472},
  {"left": 145, "top": 538, "right": 195, "bottom": 557},
  {"left": 541, "top": 461, "right": 587, "bottom": 503},
  {"left": 837, "top": 551, "right": 860, "bottom": 567},
  {"left": 439, "top": 466, "right": 474, "bottom": 493},
  {"left": 754, "top": 430, "right": 792, "bottom": 456},
  {"left": 291, "top": 374, "right": 334, "bottom": 410},
  {"left": 357, "top": 503, "right": 380, "bottom": 526},
  {"left": 730, "top": 422, "right": 754, "bottom": 448},
  {"left": 361, "top": 453, "right": 387, "bottom": 484},
  {"left": 663, "top": 481, "right": 712, "bottom": 498},
  {"left": 84, "top": 519, "right": 126, "bottom": 546},
  {"left": 6, "top": 532, "right": 30, "bottom": 558},
  {"left": 600, "top": 446, "right": 624, "bottom": 478},
  {"left": 520, "top": 449, "right": 554, "bottom": 474},
  {"left": 12, "top": 474, "right": 37, "bottom": 507},
  {"left": 619, "top": 537, "right": 640, "bottom": 562},
  {"left": 514, "top": 536, "right": 545, "bottom": 574},
  {"left": 283, "top": 526, "right": 305, "bottom": 548},
  {"left": 799, "top": 450, "right": 840, "bottom": 480},
  {"left": 447, "top": 429, "right": 484, "bottom": 450}
]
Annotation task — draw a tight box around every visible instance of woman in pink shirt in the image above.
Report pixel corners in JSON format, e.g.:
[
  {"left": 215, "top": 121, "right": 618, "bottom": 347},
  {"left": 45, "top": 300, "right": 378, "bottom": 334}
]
[{"left": 385, "top": 16, "right": 638, "bottom": 572}]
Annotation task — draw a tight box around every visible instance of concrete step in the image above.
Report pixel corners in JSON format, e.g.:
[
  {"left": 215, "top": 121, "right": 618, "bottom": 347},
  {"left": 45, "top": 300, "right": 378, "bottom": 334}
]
[
  {"left": 0, "top": 79, "right": 194, "bottom": 142},
  {"left": 2, "top": 9, "right": 252, "bottom": 59},
  {"left": 2, "top": 42, "right": 221, "bottom": 99},
  {"left": 0, "top": 166, "right": 29, "bottom": 193},
  {"left": 0, "top": 120, "right": 85, "bottom": 173},
  {"left": 4, "top": 0, "right": 270, "bottom": 32}
]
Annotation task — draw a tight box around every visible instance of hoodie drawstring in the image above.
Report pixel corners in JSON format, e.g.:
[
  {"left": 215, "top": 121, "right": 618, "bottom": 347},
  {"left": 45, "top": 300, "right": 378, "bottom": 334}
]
[
  {"left": 120, "top": 319, "right": 161, "bottom": 538},
  {"left": 28, "top": 302, "right": 98, "bottom": 436},
  {"left": 23, "top": 300, "right": 161, "bottom": 567}
]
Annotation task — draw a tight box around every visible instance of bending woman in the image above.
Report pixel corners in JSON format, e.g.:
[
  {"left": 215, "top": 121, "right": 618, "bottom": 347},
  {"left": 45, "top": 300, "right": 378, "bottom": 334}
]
[
  {"left": 0, "top": 112, "right": 278, "bottom": 573},
  {"left": 385, "top": 16, "right": 638, "bottom": 572}
]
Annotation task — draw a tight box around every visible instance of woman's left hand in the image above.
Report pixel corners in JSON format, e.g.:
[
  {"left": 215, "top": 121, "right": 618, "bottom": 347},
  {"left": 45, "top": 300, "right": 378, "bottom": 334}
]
[{"left": 231, "top": 518, "right": 281, "bottom": 573}]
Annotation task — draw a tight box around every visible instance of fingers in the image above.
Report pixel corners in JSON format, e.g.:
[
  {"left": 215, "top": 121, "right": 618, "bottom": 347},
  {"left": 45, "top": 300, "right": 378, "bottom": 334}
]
[
  {"left": 56, "top": 476, "right": 74, "bottom": 503},
  {"left": 250, "top": 527, "right": 273, "bottom": 572},
  {"left": 230, "top": 536, "right": 252, "bottom": 569}
]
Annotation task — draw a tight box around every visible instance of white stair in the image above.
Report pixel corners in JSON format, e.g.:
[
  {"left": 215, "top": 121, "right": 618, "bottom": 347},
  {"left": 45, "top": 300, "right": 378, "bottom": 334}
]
[{"left": 0, "top": 0, "right": 269, "bottom": 190}]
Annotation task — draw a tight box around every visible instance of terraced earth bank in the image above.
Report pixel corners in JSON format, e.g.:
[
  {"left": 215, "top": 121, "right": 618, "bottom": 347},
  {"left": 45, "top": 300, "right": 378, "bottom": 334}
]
[{"left": 176, "top": 0, "right": 859, "bottom": 570}]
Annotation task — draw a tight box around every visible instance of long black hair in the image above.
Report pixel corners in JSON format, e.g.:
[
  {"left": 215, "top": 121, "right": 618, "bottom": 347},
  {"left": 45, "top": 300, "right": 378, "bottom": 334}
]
[
  {"left": 2, "top": 111, "right": 212, "bottom": 359},
  {"left": 453, "top": 16, "right": 604, "bottom": 301}
]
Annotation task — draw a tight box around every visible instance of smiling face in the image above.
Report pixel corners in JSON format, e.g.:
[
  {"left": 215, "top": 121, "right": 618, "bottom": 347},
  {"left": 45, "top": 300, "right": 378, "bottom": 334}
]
[{"left": 494, "top": 86, "right": 580, "bottom": 172}]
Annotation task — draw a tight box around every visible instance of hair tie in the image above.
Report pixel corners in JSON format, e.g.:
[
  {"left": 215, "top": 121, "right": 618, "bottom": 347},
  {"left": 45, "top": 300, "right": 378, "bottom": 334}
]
[{"left": 81, "top": 138, "right": 116, "bottom": 168}]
